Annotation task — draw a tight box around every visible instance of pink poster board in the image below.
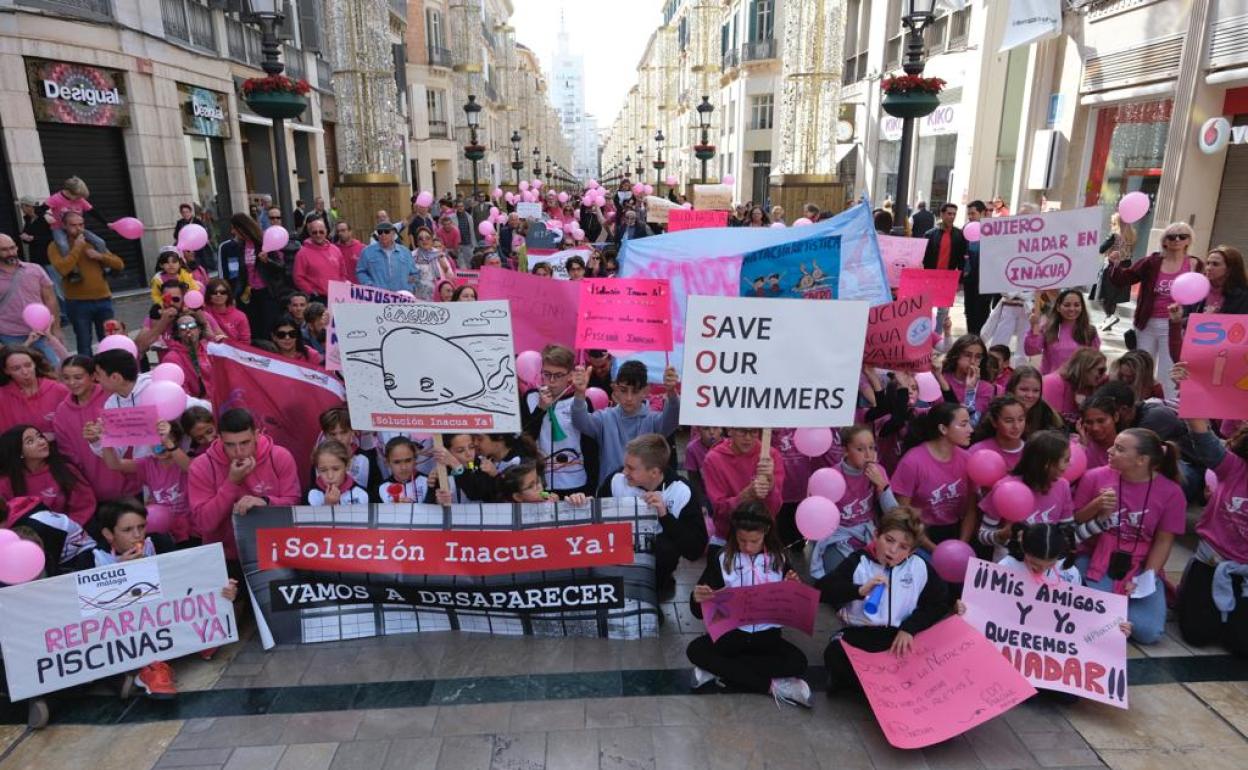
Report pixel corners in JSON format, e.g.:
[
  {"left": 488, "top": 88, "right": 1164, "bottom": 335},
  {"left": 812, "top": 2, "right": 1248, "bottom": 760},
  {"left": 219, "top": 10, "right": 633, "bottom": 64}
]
[
  {"left": 844, "top": 616, "right": 1036, "bottom": 749},
  {"left": 963, "top": 557, "right": 1130, "bottom": 707},
  {"left": 864, "top": 296, "right": 934, "bottom": 370},
  {"left": 476, "top": 266, "right": 580, "bottom": 353},
  {"left": 668, "top": 209, "right": 729, "bottom": 232},
  {"left": 898, "top": 268, "right": 959, "bottom": 307},
  {"left": 878, "top": 235, "right": 926, "bottom": 289},
  {"left": 101, "top": 405, "right": 161, "bottom": 448},
  {"left": 703, "top": 580, "right": 820, "bottom": 641},
  {"left": 575, "top": 278, "right": 673, "bottom": 352},
  {"left": 1178, "top": 313, "right": 1248, "bottom": 420},
  {"left": 324, "top": 280, "right": 416, "bottom": 371}
]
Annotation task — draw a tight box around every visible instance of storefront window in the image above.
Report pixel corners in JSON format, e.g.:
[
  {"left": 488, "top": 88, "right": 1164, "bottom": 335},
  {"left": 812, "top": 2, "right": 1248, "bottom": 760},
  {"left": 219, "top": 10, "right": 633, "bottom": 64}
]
[
  {"left": 914, "top": 134, "right": 957, "bottom": 209},
  {"left": 1086, "top": 99, "right": 1171, "bottom": 257}
]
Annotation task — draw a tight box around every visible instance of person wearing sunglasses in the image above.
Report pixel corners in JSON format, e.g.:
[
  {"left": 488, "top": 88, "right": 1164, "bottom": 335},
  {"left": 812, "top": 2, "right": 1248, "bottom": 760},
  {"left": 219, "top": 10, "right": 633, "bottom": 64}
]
[
  {"left": 1107, "top": 221, "right": 1204, "bottom": 400},
  {"left": 203, "top": 277, "right": 250, "bottom": 344},
  {"left": 270, "top": 315, "right": 322, "bottom": 367},
  {"left": 135, "top": 279, "right": 225, "bottom": 357},
  {"left": 161, "top": 313, "right": 214, "bottom": 398}
]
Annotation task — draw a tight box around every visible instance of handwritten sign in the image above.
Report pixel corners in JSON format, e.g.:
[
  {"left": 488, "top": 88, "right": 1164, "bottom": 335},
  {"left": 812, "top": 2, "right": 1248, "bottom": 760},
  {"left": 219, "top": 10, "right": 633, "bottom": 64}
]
[
  {"left": 516, "top": 202, "right": 543, "bottom": 220},
  {"left": 325, "top": 280, "right": 416, "bottom": 371},
  {"left": 693, "top": 184, "right": 732, "bottom": 212},
  {"left": 845, "top": 616, "right": 1036, "bottom": 749},
  {"left": 879, "top": 235, "right": 927, "bottom": 289},
  {"left": 575, "top": 278, "right": 673, "bottom": 352},
  {"left": 703, "top": 581, "right": 819, "bottom": 641},
  {"left": 476, "top": 266, "right": 580, "bottom": 353},
  {"left": 668, "top": 209, "right": 729, "bottom": 232},
  {"left": 962, "top": 558, "right": 1129, "bottom": 707},
  {"left": 740, "top": 235, "right": 841, "bottom": 299},
  {"left": 645, "top": 195, "right": 678, "bottom": 225},
  {"left": 101, "top": 405, "right": 160, "bottom": 448},
  {"left": 679, "top": 295, "right": 868, "bottom": 428},
  {"left": 980, "top": 207, "right": 1101, "bottom": 294},
  {"left": 865, "top": 296, "right": 934, "bottom": 369},
  {"left": 898, "top": 268, "right": 959, "bottom": 307},
  {"left": 530, "top": 248, "right": 590, "bottom": 280},
  {"left": 1178, "top": 313, "right": 1248, "bottom": 419}
]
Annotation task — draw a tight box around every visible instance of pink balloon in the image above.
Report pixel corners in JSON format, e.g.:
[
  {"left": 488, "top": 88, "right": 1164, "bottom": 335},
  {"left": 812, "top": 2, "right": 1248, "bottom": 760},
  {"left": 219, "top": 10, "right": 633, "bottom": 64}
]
[
  {"left": 796, "top": 496, "right": 841, "bottom": 540},
  {"left": 915, "top": 372, "right": 942, "bottom": 402},
  {"left": 139, "top": 379, "right": 188, "bottom": 421},
  {"left": 643, "top": 185, "right": 653, "bottom": 196},
  {"left": 151, "top": 362, "right": 186, "bottom": 386},
  {"left": 1117, "top": 191, "right": 1150, "bottom": 224},
  {"left": 793, "top": 428, "right": 833, "bottom": 458},
  {"left": 491, "top": 187, "right": 503, "bottom": 200},
  {"left": 993, "top": 479, "right": 1036, "bottom": 523},
  {"left": 722, "top": 174, "right": 735, "bottom": 185},
  {"left": 557, "top": 192, "right": 569, "bottom": 204},
  {"left": 1171, "top": 272, "right": 1211, "bottom": 305},
  {"left": 109, "top": 217, "right": 145, "bottom": 239},
  {"left": 21, "top": 303, "right": 52, "bottom": 331},
  {"left": 97, "top": 334, "right": 138, "bottom": 358},
  {"left": 519, "top": 181, "right": 530, "bottom": 192},
  {"left": 1063, "top": 441, "right": 1088, "bottom": 482},
  {"left": 665, "top": 175, "right": 678, "bottom": 187},
  {"left": 0, "top": 529, "right": 18, "bottom": 546},
  {"left": 587, "top": 179, "right": 599, "bottom": 189},
  {"left": 516, "top": 350, "right": 543, "bottom": 386},
  {"left": 769, "top": 222, "right": 786, "bottom": 228},
  {"left": 533, "top": 180, "right": 543, "bottom": 190},
  {"left": 145, "top": 504, "right": 173, "bottom": 535},
  {"left": 184, "top": 289, "right": 204, "bottom": 309},
  {"left": 571, "top": 228, "right": 585, "bottom": 241},
  {"left": 0, "top": 540, "right": 45, "bottom": 584},
  {"left": 1207, "top": 468, "right": 1219, "bottom": 493},
  {"left": 176, "top": 223, "right": 208, "bottom": 252},
  {"left": 931, "top": 540, "right": 974, "bottom": 582},
  {"left": 489, "top": 207, "right": 500, "bottom": 218},
  {"left": 963, "top": 221, "right": 982, "bottom": 242},
  {"left": 631, "top": 183, "right": 644, "bottom": 197},
  {"left": 793, "top": 217, "right": 813, "bottom": 227},
  {"left": 585, "top": 387, "right": 610, "bottom": 411},
  {"left": 415, "top": 191, "right": 434, "bottom": 208},
  {"left": 807, "top": 467, "right": 847, "bottom": 502},
  {"left": 478, "top": 220, "right": 496, "bottom": 237},
  {"left": 262, "top": 225, "right": 289, "bottom": 254},
  {"left": 967, "top": 450, "right": 1007, "bottom": 487}
]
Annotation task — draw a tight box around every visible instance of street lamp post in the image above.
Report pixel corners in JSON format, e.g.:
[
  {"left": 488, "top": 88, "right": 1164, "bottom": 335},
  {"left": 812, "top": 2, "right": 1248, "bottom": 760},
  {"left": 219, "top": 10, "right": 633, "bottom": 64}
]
[
  {"left": 888, "top": 0, "right": 937, "bottom": 235},
  {"left": 635, "top": 143, "right": 644, "bottom": 183},
  {"left": 510, "top": 130, "right": 523, "bottom": 186},
  {"left": 653, "top": 129, "right": 666, "bottom": 195},
  {"left": 463, "top": 95, "right": 484, "bottom": 196},
  {"left": 532, "top": 146, "right": 541, "bottom": 184},
  {"left": 545, "top": 156, "right": 552, "bottom": 187},
  {"left": 694, "top": 96, "right": 716, "bottom": 184},
  {"left": 243, "top": 0, "right": 299, "bottom": 222}
]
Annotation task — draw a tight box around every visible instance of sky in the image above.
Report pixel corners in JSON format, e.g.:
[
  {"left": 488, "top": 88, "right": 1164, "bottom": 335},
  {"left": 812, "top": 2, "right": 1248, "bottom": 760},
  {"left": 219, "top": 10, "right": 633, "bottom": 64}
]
[{"left": 510, "top": 0, "right": 665, "bottom": 126}]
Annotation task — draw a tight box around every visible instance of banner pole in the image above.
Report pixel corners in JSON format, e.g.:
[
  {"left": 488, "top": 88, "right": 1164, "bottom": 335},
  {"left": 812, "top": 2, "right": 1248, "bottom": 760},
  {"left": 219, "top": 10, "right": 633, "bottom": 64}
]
[
  {"left": 432, "top": 433, "right": 450, "bottom": 499},
  {"left": 759, "top": 427, "right": 772, "bottom": 473}
]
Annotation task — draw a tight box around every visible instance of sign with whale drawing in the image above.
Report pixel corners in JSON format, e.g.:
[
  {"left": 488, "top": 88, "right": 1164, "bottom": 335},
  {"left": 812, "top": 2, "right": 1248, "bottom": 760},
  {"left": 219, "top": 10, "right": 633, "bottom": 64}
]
[
  {"left": 979, "top": 207, "right": 1101, "bottom": 294},
  {"left": 334, "top": 301, "right": 521, "bottom": 433}
]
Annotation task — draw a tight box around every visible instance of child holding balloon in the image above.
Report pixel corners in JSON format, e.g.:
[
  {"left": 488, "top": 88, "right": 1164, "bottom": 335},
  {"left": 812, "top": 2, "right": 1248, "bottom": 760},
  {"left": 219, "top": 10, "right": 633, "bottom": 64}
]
[
  {"left": 809, "top": 425, "right": 897, "bottom": 579},
  {"left": 100, "top": 419, "right": 195, "bottom": 542},
  {"left": 891, "top": 403, "right": 976, "bottom": 550},
  {"left": 976, "top": 431, "right": 1075, "bottom": 561}
]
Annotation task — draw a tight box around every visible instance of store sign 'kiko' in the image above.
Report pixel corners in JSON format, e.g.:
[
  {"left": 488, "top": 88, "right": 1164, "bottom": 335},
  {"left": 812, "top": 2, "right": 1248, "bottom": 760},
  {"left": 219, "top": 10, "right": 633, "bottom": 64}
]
[{"left": 42, "top": 79, "right": 121, "bottom": 106}]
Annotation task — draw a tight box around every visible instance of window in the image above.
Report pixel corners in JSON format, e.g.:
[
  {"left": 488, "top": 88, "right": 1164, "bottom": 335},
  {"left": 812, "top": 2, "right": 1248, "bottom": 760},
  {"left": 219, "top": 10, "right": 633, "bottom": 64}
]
[
  {"left": 750, "top": 94, "right": 773, "bottom": 130},
  {"left": 842, "top": 0, "right": 872, "bottom": 84},
  {"left": 426, "top": 9, "right": 443, "bottom": 49},
  {"left": 949, "top": 6, "right": 970, "bottom": 49},
  {"left": 427, "top": 89, "right": 447, "bottom": 137},
  {"left": 751, "top": 0, "right": 774, "bottom": 41},
  {"left": 729, "top": 99, "right": 736, "bottom": 134}
]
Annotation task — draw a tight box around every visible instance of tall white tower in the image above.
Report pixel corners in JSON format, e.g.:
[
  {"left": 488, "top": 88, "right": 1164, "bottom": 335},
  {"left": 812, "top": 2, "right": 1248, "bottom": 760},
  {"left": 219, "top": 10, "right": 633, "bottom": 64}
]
[{"left": 550, "top": 9, "right": 597, "bottom": 180}]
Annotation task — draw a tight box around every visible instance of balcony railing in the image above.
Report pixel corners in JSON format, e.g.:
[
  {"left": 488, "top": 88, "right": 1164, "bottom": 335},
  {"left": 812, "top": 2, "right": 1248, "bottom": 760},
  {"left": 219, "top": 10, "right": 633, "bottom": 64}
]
[
  {"left": 428, "top": 46, "right": 453, "bottom": 68},
  {"left": 722, "top": 48, "right": 740, "bottom": 69},
  {"left": 16, "top": 0, "right": 112, "bottom": 19},
  {"left": 316, "top": 57, "right": 334, "bottom": 92},
  {"left": 226, "top": 17, "right": 264, "bottom": 67},
  {"left": 742, "top": 38, "right": 776, "bottom": 61},
  {"left": 429, "top": 120, "right": 449, "bottom": 138},
  {"left": 161, "top": 0, "right": 217, "bottom": 53}
]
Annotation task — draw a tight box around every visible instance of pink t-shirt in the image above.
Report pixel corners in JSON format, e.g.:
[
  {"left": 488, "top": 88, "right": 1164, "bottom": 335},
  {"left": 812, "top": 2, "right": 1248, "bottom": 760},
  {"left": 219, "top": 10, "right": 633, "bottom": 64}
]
[
  {"left": 0, "top": 263, "right": 52, "bottom": 336},
  {"left": 946, "top": 376, "right": 996, "bottom": 422},
  {"left": 683, "top": 434, "right": 722, "bottom": 474},
  {"left": 45, "top": 191, "right": 92, "bottom": 231},
  {"left": 1152, "top": 262, "right": 1190, "bottom": 318},
  {"left": 1072, "top": 465, "right": 1186, "bottom": 581},
  {"left": 969, "top": 437, "right": 1025, "bottom": 475},
  {"left": 1197, "top": 450, "right": 1248, "bottom": 563},
  {"left": 774, "top": 427, "right": 844, "bottom": 503},
  {"left": 891, "top": 444, "right": 971, "bottom": 526},
  {"left": 0, "top": 379, "right": 71, "bottom": 439},
  {"left": 135, "top": 455, "right": 192, "bottom": 541},
  {"left": 244, "top": 243, "right": 266, "bottom": 290},
  {"left": 838, "top": 462, "right": 890, "bottom": 528},
  {"left": 1025, "top": 322, "right": 1101, "bottom": 375},
  {"left": 1083, "top": 440, "right": 1110, "bottom": 473},
  {"left": 980, "top": 476, "right": 1073, "bottom": 526}
]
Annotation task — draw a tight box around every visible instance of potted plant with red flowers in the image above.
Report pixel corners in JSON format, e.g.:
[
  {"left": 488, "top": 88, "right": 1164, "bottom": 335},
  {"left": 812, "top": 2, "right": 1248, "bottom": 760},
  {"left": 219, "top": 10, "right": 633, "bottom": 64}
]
[
  {"left": 881, "top": 74, "right": 945, "bottom": 119},
  {"left": 241, "top": 74, "right": 311, "bottom": 120}
]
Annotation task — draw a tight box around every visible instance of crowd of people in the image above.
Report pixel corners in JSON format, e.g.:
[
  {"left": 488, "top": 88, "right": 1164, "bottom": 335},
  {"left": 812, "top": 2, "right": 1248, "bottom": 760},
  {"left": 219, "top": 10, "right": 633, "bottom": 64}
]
[{"left": 2, "top": 174, "right": 1247, "bottom": 726}]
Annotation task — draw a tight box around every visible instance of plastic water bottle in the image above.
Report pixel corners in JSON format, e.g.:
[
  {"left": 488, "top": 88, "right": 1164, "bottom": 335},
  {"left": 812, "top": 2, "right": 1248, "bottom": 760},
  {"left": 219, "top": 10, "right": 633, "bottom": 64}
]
[{"left": 864, "top": 582, "right": 885, "bottom": 615}]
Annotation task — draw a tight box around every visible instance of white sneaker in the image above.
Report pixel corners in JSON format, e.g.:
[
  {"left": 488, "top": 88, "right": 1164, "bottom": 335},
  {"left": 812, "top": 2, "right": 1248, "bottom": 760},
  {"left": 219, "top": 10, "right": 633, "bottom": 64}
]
[
  {"left": 770, "top": 677, "right": 812, "bottom": 709},
  {"left": 691, "top": 666, "right": 722, "bottom": 690}
]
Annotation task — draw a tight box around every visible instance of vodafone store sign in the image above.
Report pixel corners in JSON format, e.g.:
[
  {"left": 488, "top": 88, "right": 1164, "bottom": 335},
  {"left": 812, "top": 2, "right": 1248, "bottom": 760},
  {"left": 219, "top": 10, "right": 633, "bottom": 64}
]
[{"left": 1198, "top": 116, "right": 1248, "bottom": 155}]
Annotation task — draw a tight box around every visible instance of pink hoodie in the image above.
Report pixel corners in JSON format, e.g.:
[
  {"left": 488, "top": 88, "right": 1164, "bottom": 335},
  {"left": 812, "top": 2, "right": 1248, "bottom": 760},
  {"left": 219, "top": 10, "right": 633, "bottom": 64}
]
[
  {"left": 189, "top": 433, "right": 300, "bottom": 560},
  {"left": 338, "top": 239, "right": 365, "bottom": 277},
  {"left": 0, "top": 379, "right": 71, "bottom": 439},
  {"left": 160, "top": 338, "right": 214, "bottom": 399},
  {"left": 208, "top": 305, "right": 251, "bottom": 344},
  {"left": 52, "top": 385, "right": 141, "bottom": 501},
  {"left": 0, "top": 464, "right": 96, "bottom": 525},
  {"left": 293, "top": 240, "right": 347, "bottom": 297},
  {"left": 701, "top": 440, "right": 787, "bottom": 541}
]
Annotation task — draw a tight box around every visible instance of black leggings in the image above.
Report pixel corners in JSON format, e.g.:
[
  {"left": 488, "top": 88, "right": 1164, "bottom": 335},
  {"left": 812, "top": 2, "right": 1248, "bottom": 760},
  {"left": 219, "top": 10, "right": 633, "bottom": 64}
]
[
  {"left": 824, "top": 627, "right": 899, "bottom": 689},
  {"left": 686, "top": 628, "right": 807, "bottom": 693},
  {"left": 1177, "top": 558, "right": 1248, "bottom": 657}
]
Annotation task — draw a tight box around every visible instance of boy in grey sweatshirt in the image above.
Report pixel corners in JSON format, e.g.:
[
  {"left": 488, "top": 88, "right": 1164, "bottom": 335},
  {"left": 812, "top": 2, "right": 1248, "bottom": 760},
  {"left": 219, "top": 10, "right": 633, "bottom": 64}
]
[{"left": 570, "top": 360, "right": 681, "bottom": 487}]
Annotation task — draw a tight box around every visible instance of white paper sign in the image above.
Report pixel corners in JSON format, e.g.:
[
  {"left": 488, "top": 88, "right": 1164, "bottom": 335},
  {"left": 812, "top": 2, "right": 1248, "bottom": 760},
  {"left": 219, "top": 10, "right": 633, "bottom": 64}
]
[
  {"left": 645, "top": 195, "right": 678, "bottom": 224},
  {"left": 530, "top": 248, "right": 591, "bottom": 280},
  {"left": 0, "top": 544, "right": 237, "bottom": 700},
  {"left": 335, "top": 300, "right": 521, "bottom": 433},
  {"left": 679, "top": 295, "right": 868, "bottom": 428},
  {"left": 693, "top": 184, "right": 733, "bottom": 211},
  {"left": 1000, "top": 0, "right": 1062, "bottom": 53},
  {"left": 516, "top": 202, "right": 543, "bottom": 220},
  {"left": 979, "top": 207, "right": 1102, "bottom": 294}
]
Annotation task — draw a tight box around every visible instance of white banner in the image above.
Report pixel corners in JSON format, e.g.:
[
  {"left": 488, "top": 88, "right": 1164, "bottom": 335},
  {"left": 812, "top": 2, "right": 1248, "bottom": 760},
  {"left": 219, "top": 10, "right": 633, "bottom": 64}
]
[
  {"left": 979, "top": 207, "right": 1102, "bottom": 294},
  {"left": 530, "top": 248, "right": 591, "bottom": 280},
  {"left": 336, "top": 300, "right": 521, "bottom": 433},
  {"left": 0, "top": 544, "right": 236, "bottom": 700},
  {"left": 516, "top": 202, "right": 543, "bottom": 220},
  {"left": 1000, "top": 0, "right": 1062, "bottom": 53},
  {"left": 679, "top": 295, "right": 868, "bottom": 428}
]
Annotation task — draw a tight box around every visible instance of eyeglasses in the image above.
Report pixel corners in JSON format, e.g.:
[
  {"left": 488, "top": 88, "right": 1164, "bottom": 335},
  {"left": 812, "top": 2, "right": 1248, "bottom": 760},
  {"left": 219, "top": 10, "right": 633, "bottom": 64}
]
[
  {"left": 176, "top": 322, "right": 198, "bottom": 331},
  {"left": 1164, "top": 234, "right": 1189, "bottom": 242},
  {"left": 164, "top": 295, "right": 182, "bottom": 304},
  {"left": 272, "top": 329, "right": 299, "bottom": 339},
  {"left": 540, "top": 370, "right": 569, "bottom": 381},
  {"left": 209, "top": 289, "right": 229, "bottom": 296}
]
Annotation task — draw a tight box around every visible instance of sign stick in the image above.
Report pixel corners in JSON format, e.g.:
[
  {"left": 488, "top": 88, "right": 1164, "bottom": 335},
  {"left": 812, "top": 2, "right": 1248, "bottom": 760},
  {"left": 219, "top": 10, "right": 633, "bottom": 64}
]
[
  {"left": 759, "top": 427, "right": 772, "bottom": 475},
  {"left": 432, "top": 433, "right": 450, "bottom": 497}
]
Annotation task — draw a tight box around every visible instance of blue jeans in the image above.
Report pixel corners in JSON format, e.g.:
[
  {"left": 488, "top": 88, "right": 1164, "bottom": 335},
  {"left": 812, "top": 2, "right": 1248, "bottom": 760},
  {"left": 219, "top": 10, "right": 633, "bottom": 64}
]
[
  {"left": 0, "top": 333, "right": 61, "bottom": 367},
  {"left": 1076, "top": 555, "right": 1167, "bottom": 645},
  {"left": 65, "top": 298, "right": 114, "bottom": 354}
]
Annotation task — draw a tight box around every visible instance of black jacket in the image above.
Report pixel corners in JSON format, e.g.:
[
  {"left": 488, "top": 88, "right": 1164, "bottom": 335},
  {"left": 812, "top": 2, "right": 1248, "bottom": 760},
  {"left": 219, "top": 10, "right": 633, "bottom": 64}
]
[
  {"left": 597, "top": 467, "right": 709, "bottom": 564},
  {"left": 910, "top": 208, "right": 935, "bottom": 236},
  {"left": 818, "top": 549, "right": 949, "bottom": 651},
  {"left": 21, "top": 212, "right": 53, "bottom": 266},
  {"left": 922, "top": 225, "right": 968, "bottom": 272}
]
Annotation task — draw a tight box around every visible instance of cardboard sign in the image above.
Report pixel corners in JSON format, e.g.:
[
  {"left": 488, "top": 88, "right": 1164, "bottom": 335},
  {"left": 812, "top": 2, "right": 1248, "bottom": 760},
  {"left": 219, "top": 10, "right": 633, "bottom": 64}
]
[
  {"left": 645, "top": 195, "right": 678, "bottom": 225},
  {"left": 530, "top": 248, "right": 591, "bottom": 280},
  {"left": 878, "top": 234, "right": 927, "bottom": 289},
  {"left": 516, "top": 202, "right": 543, "bottom": 220},
  {"left": 1179, "top": 313, "right": 1248, "bottom": 419},
  {"left": 898, "top": 268, "right": 959, "bottom": 307},
  {"left": 325, "top": 280, "right": 417, "bottom": 371},
  {"left": 845, "top": 616, "right": 1036, "bottom": 749},
  {"left": 475, "top": 266, "right": 581, "bottom": 354},
  {"left": 0, "top": 544, "right": 237, "bottom": 700},
  {"left": 693, "top": 184, "right": 732, "bottom": 211},
  {"left": 575, "top": 278, "right": 673, "bottom": 352},
  {"left": 668, "top": 209, "right": 729, "bottom": 232},
  {"left": 979, "top": 207, "right": 1102, "bottom": 294},
  {"left": 100, "top": 404, "right": 160, "bottom": 448},
  {"left": 703, "top": 581, "right": 820, "bottom": 641},
  {"left": 864, "top": 296, "right": 935, "bottom": 370},
  {"left": 740, "top": 235, "right": 842, "bottom": 299},
  {"left": 334, "top": 300, "right": 521, "bottom": 432},
  {"left": 679, "top": 295, "right": 868, "bottom": 428},
  {"left": 524, "top": 225, "right": 563, "bottom": 251},
  {"left": 963, "top": 558, "right": 1130, "bottom": 707}
]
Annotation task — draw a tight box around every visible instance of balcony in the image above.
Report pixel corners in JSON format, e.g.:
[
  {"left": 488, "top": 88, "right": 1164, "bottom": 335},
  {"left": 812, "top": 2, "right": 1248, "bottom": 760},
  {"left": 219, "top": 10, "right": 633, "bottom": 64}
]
[
  {"left": 722, "top": 48, "right": 740, "bottom": 70},
  {"left": 742, "top": 38, "right": 776, "bottom": 62},
  {"left": 283, "top": 44, "right": 306, "bottom": 81},
  {"left": 429, "top": 120, "right": 449, "bottom": 138},
  {"left": 390, "top": 0, "right": 407, "bottom": 20},
  {"left": 316, "top": 57, "right": 334, "bottom": 92},
  {"left": 16, "top": 0, "right": 112, "bottom": 19},
  {"left": 162, "top": 0, "right": 217, "bottom": 54},
  {"left": 484, "top": 79, "right": 500, "bottom": 104},
  {"left": 226, "top": 17, "right": 264, "bottom": 67},
  {"left": 428, "top": 46, "right": 453, "bottom": 68}
]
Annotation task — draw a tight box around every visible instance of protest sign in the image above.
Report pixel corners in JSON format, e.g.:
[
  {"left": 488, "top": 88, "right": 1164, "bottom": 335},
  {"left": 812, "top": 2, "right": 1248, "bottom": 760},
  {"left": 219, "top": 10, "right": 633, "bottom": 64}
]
[
  {"left": 530, "top": 248, "right": 591, "bottom": 280},
  {"left": 668, "top": 209, "right": 728, "bottom": 232},
  {"left": 898, "top": 268, "right": 959, "bottom": 307},
  {"left": 979, "top": 207, "right": 1101, "bottom": 294},
  {"left": 864, "top": 296, "right": 935, "bottom": 369},
  {"left": 516, "top": 202, "right": 542, "bottom": 220},
  {"left": 845, "top": 616, "right": 1036, "bottom": 749},
  {"left": 101, "top": 405, "right": 160, "bottom": 448},
  {"left": 703, "top": 581, "right": 820, "bottom": 641},
  {"left": 234, "top": 499, "right": 663, "bottom": 645},
  {"left": 524, "top": 225, "right": 563, "bottom": 252},
  {"left": 325, "top": 280, "right": 416, "bottom": 371},
  {"left": 962, "top": 557, "right": 1129, "bottom": 707},
  {"left": 645, "top": 195, "right": 678, "bottom": 225},
  {"left": 693, "top": 184, "right": 732, "bottom": 211},
  {"left": 476, "top": 266, "right": 581, "bottom": 354},
  {"left": 454, "top": 268, "right": 480, "bottom": 286},
  {"left": 679, "top": 295, "right": 868, "bottom": 428},
  {"left": 0, "top": 544, "right": 236, "bottom": 700},
  {"left": 878, "top": 234, "right": 926, "bottom": 288},
  {"left": 334, "top": 300, "right": 520, "bottom": 432},
  {"left": 740, "top": 235, "right": 842, "bottom": 299},
  {"left": 1178, "top": 313, "right": 1248, "bottom": 419},
  {"left": 575, "top": 278, "right": 673, "bottom": 352}
]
